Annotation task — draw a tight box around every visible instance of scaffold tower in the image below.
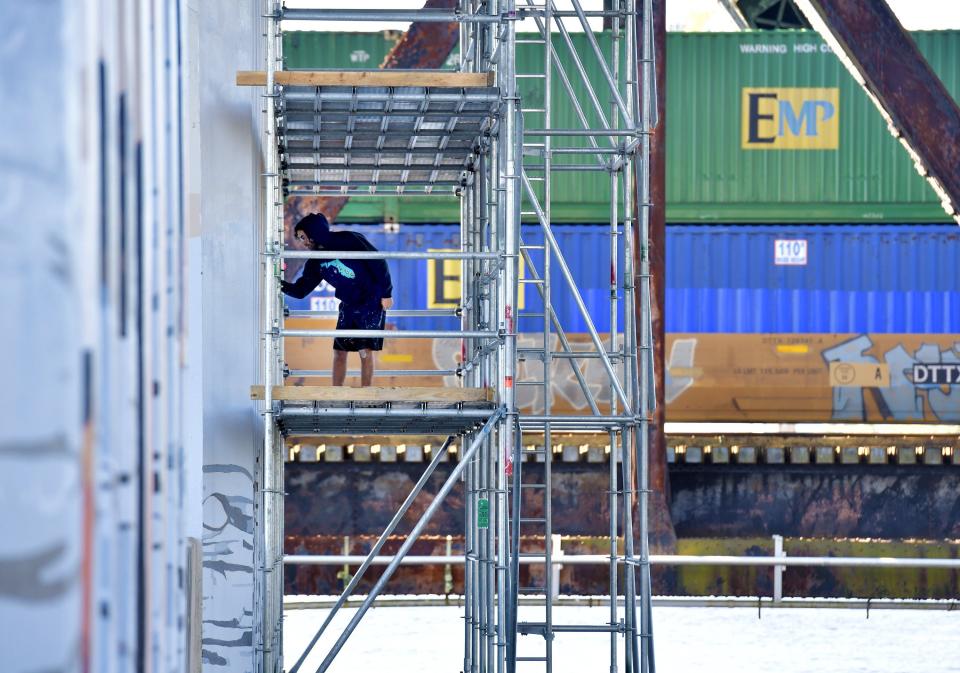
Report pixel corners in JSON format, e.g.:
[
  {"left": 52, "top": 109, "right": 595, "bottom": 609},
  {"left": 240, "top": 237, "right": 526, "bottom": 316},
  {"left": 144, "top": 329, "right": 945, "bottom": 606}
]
[{"left": 246, "top": 2, "right": 658, "bottom": 672}]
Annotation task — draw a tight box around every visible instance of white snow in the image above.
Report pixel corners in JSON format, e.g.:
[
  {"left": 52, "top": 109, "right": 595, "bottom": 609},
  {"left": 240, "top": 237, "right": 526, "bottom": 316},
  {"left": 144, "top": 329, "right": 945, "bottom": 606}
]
[{"left": 284, "top": 603, "right": 960, "bottom": 673}]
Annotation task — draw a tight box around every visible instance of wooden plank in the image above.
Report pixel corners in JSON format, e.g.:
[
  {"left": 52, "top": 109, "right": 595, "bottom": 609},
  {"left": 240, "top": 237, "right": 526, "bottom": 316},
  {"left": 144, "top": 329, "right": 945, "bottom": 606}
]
[
  {"left": 250, "top": 385, "right": 494, "bottom": 403},
  {"left": 236, "top": 70, "right": 495, "bottom": 88}
]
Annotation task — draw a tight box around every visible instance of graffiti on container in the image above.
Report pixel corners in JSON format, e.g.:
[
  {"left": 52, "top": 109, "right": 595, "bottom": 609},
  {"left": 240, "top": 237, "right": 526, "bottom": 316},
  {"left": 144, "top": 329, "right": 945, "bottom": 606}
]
[
  {"left": 823, "top": 335, "right": 960, "bottom": 422},
  {"left": 433, "top": 334, "right": 628, "bottom": 413},
  {"left": 666, "top": 338, "right": 698, "bottom": 403}
]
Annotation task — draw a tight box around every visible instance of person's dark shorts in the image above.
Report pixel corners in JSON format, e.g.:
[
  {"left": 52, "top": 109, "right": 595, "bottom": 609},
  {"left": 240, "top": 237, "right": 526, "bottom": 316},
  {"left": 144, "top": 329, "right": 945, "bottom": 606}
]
[{"left": 333, "top": 301, "right": 386, "bottom": 352}]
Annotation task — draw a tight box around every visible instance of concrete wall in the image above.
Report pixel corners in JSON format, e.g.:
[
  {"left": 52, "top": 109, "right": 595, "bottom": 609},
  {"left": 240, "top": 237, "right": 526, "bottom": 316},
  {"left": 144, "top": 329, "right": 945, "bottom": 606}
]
[
  {"left": 1, "top": 1, "right": 193, "bottom": 671},
  {"left": 186, "top": 0, "right": 262, "bottom": 670},
  {"left": 0, "top": 3, "right": 85, "bottom": 670},
  {"left": 0, "top": 0, "right": 262, "bottom": 669}
]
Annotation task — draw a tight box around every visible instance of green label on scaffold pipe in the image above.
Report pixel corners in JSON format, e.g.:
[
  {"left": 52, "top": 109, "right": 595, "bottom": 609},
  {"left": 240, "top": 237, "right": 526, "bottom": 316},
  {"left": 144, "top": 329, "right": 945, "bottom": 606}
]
[{"left": 477, "top": 499, "right": 489, "bottom": 529}]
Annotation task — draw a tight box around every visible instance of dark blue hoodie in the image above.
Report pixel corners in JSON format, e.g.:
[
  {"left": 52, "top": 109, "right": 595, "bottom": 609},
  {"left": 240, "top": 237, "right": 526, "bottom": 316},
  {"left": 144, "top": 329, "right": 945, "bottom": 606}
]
[{"left": 281, "top": 214, "right": 393, "bottom": 306}]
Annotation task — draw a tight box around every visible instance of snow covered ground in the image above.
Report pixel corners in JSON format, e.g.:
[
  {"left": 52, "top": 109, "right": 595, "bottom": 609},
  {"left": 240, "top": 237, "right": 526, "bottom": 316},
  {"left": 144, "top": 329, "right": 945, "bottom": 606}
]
[{"left": 285, "top": 603, "right": 960, "bottom": 673}]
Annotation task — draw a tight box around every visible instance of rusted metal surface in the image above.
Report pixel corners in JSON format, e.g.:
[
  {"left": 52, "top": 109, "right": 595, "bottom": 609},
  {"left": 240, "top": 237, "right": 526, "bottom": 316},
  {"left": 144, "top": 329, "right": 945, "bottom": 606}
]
[
  {"left": 283, "top": 0, "right": 460, "bottom": 279},
  {"left": 636, "top": 0, "right": 677, "bottom": 556},
  {"left": 284, "top": 461, "right": 960, "bottom": 595},
  {"left": 670, "top": 465, "right": 960, "bottom": 539},
  {"left": 286, "top": 460, "right": 960, "bottom": 540},
  {"left": 378, "top": 0, "right": 460, "bottom": 69},
  {"left": 285, "top": 463, "right": 617, "bottom": 537},
  {"left": 796, "top": 0, "right": 960, "bottom": 225}
]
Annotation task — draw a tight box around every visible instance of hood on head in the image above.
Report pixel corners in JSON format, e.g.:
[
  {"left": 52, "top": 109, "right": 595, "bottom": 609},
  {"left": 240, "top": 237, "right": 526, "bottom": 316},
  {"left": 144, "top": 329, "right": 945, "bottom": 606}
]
[{"left": 296, "top": 213, "right": 331, "bottom": 247}]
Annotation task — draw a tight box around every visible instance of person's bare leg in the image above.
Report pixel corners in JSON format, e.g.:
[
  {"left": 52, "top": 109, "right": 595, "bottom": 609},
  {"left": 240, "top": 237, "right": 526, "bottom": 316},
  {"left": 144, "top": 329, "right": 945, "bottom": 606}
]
[
  {"left": 332, "top": 350, "right": 348, "bottom": 386},
  {"left": 359, "top": 349, "right": 374, "bottom": 386}
]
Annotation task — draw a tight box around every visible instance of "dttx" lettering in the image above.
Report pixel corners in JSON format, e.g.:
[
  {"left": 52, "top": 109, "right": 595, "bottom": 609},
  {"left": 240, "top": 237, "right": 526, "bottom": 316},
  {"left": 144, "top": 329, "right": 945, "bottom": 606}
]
[{"left": 912, "top": 364, "right": 960, "bottom": 385}]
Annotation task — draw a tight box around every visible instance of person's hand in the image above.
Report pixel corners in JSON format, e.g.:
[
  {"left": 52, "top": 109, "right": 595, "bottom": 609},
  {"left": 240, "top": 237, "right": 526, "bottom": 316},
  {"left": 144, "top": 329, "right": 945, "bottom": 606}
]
[{"left": 381, "top": 297, "right": 394, "bottom": 310}]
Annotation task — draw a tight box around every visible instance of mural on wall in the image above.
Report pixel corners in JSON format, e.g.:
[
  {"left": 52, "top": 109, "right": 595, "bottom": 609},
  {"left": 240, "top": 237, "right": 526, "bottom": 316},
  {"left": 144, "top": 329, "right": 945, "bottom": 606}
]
[
  {"left": 284, "top": 323, "right": 960, "bottom": 423},
  {"left": 202, "top": 465, "right": 255, "bottom": 667}
]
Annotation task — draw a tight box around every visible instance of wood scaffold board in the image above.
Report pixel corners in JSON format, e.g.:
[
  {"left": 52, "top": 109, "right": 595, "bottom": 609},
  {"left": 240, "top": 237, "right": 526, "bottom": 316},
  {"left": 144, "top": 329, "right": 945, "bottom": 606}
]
[
  {"left": 236, "top": 70, "right": 495, "bottom": 88},
  {"left": 250, "top": 385, "right": 495, "bottom": 404}
]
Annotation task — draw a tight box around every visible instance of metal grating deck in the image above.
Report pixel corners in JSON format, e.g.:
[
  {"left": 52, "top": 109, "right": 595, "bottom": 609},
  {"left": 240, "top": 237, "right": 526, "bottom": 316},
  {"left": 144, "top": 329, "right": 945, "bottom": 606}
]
[
  {"left": 277, "top": 400, "right": 501, "bottom": 436},
  {"left": 279, "top": 85, "right": 501, "bottom": 196}
]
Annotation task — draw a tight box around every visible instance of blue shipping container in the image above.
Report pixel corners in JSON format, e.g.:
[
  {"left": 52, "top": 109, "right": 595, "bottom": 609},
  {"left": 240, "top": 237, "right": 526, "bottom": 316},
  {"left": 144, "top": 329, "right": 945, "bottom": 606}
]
[
  {"left": 285, "top": 223, "right": 627, "bottom": 333},
  {"left": 667, "top": 224, "right": 960, "bottom": 333},
  {"left": 285, "top": 223, "right": 960, "bottom": 333}
]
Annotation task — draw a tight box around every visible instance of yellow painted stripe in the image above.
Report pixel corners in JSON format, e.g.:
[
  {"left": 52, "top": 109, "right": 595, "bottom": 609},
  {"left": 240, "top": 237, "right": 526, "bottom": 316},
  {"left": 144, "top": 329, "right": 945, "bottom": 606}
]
[
  {"left": 380, "top": 353, "right": 414, "bottom": 363},
  {"left": 776, "top": 344, "right": 809, "bottom": 354}
]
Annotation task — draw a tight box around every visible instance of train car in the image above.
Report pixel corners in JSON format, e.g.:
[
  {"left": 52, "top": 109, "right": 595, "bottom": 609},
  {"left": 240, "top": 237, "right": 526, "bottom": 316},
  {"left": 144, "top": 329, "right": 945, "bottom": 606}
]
[
  {"left": 284, "top": 30, "right": 960, "bottom": 224},
  {"left": 283, "top": 223, "right": 960, "bottom": 423}
]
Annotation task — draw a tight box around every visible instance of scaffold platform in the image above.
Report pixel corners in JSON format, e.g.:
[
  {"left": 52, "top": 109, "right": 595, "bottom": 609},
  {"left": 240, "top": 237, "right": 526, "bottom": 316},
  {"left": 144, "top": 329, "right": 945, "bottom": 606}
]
[
  {"left": 239, "top": 70, "right": 503, "bottom": 196},
  {"left": 251, "top": 386, "right": 498, "bottom": 435}
]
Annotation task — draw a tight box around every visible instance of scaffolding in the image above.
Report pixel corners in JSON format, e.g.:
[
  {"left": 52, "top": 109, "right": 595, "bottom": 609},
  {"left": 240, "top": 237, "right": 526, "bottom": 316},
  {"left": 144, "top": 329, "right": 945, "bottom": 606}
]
[{"left": 250, "top": 2, "right": 657, "bottom": 672}]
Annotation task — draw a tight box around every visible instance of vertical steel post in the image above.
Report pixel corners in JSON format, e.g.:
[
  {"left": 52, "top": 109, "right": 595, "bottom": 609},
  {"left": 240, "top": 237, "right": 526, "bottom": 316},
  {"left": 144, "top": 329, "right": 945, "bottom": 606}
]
[
  {"left": 636, "top": 0, "right": 656, "bottom": 670},
  {"left": 608, "top": 8, "right": 623, "bottom": 671},
  {"left": 773, "top": 534, "right": 785, "bottom": 602},
  {"left": 460, "top": 9, "right": 475, "bottom": 669},
  {"left": 259, "top": 2, "right": 282, "bottom": 672},
  {"left": 542, "top": 4, "right": 555, "bottom": 671},
  {"left": 498, "top": 2, "right": 520, "bottom": 670}
]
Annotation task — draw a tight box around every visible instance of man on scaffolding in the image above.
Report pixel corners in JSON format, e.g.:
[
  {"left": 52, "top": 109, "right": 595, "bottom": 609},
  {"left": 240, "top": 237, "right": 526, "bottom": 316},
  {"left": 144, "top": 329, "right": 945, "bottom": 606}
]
[{"left": 281, "top": 213, "right": 393, "bottom": 386}]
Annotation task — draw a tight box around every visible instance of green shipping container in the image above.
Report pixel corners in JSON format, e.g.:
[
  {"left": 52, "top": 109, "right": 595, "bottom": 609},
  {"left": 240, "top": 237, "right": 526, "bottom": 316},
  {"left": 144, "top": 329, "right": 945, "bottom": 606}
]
[
  {"left": 668, "top": 30, "right": 960, "bottom": 222},
  {"left": 283, "top": 30, "right": 960, "bottom": 223}
]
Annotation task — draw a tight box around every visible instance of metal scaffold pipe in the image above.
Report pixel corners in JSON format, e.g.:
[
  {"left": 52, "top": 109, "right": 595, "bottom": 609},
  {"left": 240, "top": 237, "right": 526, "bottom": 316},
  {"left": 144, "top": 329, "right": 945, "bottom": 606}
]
[
  {"left": 281, "top": 250, "right": 499, "bottom": 260},
  {"left": 569, "top": 0, "right": 635, "bottom": 126},
  {"left": 288, "top": 436, "right": 457, "bottom": 673},
  {"left": 287, "top": 369, "right": 459, "bottom": 377},
  {"left": 280, "top": 328, "right": 497, "bottom": 339},
  {"left": 281, "top": 407, "right": 494, "bottom": 419},
  {"left": 283, "top": 554, "right": 960, "bottom": 570},
  {"left": 288, "top": 309, "right": 460, "bottom": 318},
  {"left": 520, "top": 170, "right": 631, "bottom": 411},
  {"left": 315, "top": 410, "right": 505, "bottom": 673},
  {"left": 283, "top": 92, "right": 502, "bottom": 104},
  {"left": 281, "top": 8, "right": 505, "bottom": 23}
]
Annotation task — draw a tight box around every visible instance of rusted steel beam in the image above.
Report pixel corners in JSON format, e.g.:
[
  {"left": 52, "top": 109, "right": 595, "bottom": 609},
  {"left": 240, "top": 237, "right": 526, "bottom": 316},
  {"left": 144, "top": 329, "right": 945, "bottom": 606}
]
[
  {"left": 795, "top": 0, "right": 960, "bottom": 225},
  {"left": 633, "top": 0, "right": 677, "bottom": 557},
  {"left": 647, "top": 0, "right": 676, "bottom": 555},
  {"left": 284, "top": 0, "right": 461, "bottom": 268}
]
